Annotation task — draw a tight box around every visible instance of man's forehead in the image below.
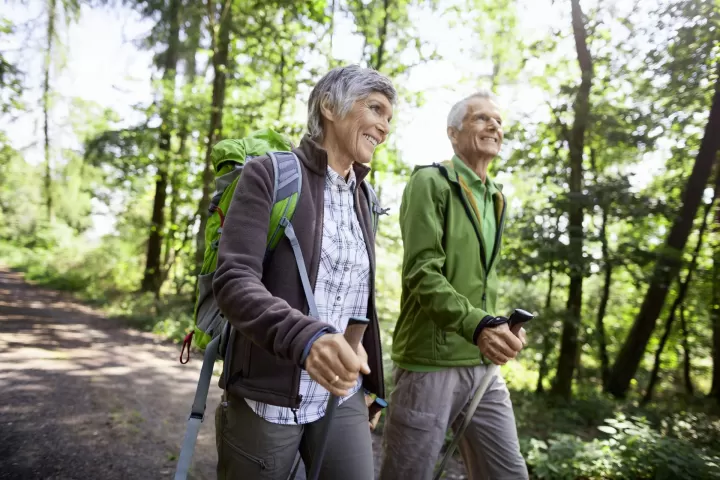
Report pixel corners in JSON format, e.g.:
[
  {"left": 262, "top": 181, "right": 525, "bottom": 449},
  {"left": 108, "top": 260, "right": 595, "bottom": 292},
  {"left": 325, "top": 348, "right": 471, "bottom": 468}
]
[{"left": 464, "top": 97, "right": 502, "bottom": 117}]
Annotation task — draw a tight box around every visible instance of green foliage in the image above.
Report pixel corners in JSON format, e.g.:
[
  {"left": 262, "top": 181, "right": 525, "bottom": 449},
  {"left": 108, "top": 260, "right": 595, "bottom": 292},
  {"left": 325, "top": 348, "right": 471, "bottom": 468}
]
[
  {"left": 524, "top": 413, "right": 720, "bottom": 479},
  {"left": 0, "top": 18, "right": 23, "bottom": 114}
]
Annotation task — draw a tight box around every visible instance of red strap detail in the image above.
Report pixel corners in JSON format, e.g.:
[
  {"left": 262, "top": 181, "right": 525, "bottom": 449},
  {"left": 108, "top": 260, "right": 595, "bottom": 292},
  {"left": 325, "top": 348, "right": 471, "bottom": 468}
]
[
  {"left": 180, "top": 331, "right": 194, "bottom": 364},
  {"left": 216, "top": 206, "right": 225, "bottom": 227}
]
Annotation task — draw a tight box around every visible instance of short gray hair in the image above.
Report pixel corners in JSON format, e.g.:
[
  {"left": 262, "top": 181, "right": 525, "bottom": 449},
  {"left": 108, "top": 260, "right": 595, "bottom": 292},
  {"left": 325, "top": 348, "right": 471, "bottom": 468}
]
[
  {"left": 307, "top": 65, "right": 397, "bottom": 141},
  {"left": 447, "top": 89, "right": 497, "bottom": 131}
]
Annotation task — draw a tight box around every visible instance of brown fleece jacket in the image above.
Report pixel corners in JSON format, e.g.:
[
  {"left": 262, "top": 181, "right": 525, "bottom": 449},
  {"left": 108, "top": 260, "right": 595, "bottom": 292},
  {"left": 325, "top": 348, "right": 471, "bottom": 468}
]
[{"left": 212, "top": 134, "right": 385, "bottom": 408}]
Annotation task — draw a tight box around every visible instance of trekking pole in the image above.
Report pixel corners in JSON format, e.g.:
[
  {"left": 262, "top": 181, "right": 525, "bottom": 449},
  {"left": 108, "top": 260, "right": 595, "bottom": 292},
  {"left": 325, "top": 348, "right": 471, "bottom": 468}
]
[
  {"left": 432, "top": 309, "right": 534, "bottom": 480},
  {"left": 306, "top": 317, "right": 370, "bottom": 480}
]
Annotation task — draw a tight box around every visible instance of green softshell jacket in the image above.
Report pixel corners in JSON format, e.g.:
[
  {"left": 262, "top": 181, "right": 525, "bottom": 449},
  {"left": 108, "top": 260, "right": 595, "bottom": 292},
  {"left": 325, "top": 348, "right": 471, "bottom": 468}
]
[{"left": 391, "top": 160, "right": 507, "bottom": 368}]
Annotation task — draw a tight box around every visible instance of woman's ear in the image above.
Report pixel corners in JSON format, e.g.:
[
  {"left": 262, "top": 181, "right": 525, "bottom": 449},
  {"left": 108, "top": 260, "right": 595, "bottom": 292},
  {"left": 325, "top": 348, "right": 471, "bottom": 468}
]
[{"left": 319, "top": 95, "right": 335, "bottom": 123}]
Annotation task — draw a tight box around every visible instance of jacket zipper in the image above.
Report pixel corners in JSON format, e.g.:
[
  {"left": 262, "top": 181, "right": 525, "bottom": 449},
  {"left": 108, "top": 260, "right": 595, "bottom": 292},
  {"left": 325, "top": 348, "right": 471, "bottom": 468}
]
[
  {"left": 485, "top": 192, "right": 507, "bottom": 274},
  {"left": 355, "top": 181, "right": 384, "bottom": 396},
  {"left": 483, "top": 193, "right": 507, "bottom": 311}
]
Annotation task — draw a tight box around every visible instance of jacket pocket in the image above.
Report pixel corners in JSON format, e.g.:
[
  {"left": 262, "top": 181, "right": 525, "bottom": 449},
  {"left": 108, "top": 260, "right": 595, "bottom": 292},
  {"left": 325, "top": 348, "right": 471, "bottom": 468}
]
[{"left": 435, "top": 324, "right": 447, "bottom": 345}]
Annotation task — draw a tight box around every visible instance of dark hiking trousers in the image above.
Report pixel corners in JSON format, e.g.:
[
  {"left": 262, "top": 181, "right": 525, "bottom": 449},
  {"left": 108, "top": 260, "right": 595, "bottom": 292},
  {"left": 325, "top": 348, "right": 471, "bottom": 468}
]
[{"left": 215, "top": 390, "right": 374, "bottom": 480}]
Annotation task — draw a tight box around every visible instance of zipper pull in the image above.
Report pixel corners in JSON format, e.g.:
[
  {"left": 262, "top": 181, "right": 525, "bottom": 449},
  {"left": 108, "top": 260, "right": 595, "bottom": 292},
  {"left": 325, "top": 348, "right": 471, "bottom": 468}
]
[{"left": 292, "top": 408, "right": 299, "bottom": 424}]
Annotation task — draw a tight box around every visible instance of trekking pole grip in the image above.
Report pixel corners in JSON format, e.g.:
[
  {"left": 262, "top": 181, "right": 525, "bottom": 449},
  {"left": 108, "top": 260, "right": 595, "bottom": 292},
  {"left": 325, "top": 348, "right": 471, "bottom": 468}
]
[
  {"left": 344, "top": 316, "right": 369, "bottom": 352},
  {"left": 306, "top": 317, "right": 370, "bottom": 480}
]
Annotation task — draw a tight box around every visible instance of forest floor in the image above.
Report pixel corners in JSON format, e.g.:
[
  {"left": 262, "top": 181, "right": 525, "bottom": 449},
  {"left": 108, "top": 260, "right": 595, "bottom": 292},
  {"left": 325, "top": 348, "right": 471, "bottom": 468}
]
[{"left": 0, "top": 267, "right": 467, "bottom": 480}]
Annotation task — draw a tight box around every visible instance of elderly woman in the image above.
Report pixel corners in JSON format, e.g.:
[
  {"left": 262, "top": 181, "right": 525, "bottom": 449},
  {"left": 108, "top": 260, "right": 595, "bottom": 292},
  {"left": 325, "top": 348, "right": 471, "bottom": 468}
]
[{"left": 212, "top": 65, "right": 396, "bottom": 479}]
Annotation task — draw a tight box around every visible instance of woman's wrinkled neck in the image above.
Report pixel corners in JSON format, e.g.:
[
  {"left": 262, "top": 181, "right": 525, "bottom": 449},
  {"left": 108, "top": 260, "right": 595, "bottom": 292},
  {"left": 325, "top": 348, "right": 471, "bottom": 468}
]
[{"left": 321, "top": 130, "right": 354, "bottom": 179}]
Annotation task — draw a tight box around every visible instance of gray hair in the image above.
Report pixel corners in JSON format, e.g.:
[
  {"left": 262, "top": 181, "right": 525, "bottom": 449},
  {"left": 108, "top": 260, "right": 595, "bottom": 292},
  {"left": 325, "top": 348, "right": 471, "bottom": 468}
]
[
  {"left": 307, "top": 65, "right": 397, "bottom": 141},
  {"left": 447, "top": 89, "right": 497, "bottom": 131}
]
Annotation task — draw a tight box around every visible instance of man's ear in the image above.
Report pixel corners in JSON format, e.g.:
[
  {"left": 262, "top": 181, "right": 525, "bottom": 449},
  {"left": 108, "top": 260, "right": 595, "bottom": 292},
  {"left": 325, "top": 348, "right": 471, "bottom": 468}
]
[
  {"left": 320, "top": 96, "right": 335, "bottom": 123},
  {"left": 447, "top": 126, "right": 457, "bottom": 145}
]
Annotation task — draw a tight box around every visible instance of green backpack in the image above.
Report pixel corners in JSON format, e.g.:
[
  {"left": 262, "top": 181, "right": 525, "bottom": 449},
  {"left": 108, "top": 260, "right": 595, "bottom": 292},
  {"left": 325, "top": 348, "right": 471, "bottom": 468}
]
[{"left": 174, "top": 128, "right": 385, "bottom": 480}]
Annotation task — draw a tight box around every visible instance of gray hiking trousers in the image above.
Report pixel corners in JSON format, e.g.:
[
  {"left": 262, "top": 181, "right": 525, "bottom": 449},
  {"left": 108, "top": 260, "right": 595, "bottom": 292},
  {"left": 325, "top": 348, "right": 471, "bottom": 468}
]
[
  {"left": 215, "top": 390, "right": 374, "bottom": 480},
  {"left": 379, "top": 365, "right": 528, "bottom": 480}
]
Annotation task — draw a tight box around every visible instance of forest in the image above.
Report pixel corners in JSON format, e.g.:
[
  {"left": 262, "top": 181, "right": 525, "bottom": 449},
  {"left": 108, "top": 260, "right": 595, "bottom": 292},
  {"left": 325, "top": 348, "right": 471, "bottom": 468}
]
[{"left": 1, "top": 0, "right": 719, "bottom": 478}]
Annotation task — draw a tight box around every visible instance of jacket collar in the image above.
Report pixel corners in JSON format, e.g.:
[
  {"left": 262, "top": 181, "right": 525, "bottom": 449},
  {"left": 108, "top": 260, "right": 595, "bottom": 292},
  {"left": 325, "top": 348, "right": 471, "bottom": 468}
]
[
  {"left": 442, "top": 157, "right": 503, "bottom": 192},
  {"left": 296, "top": 134, "right": 371, "bottom": 184}
]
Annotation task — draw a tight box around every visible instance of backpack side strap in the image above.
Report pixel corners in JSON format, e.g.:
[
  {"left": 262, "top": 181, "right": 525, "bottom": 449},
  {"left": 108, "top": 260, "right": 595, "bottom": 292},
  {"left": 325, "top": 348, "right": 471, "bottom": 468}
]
[
  {"left": 174, "top": 334, "right": 221, "bottom": 480},
  {"left": 361, "top": 181, "right": 388, "bottom": 235}
]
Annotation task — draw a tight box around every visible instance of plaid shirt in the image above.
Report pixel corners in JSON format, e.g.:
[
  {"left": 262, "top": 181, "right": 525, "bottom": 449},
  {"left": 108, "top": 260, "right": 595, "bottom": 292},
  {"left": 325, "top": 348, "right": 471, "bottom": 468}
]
[{"left": 245, "top": 166, "right": 371, "bottom": 424}]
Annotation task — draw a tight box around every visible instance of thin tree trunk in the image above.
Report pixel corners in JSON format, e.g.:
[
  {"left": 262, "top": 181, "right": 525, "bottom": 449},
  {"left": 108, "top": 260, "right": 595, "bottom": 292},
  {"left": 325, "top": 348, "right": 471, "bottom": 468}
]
[
  {"left": 140, "top": 0, "right": 181, "bottom": 295},
  {"left": 278, "top": 48, "right": 286, "bottom": 122},
  {"left": 596, "top": 206, "right": 612, "bottom": 388},
  {"left": 551, "top": 0, "right": 593, "bottom": 400},
  {"left": 679, "top": 305, "right": 694, "bottom": 395},
  {"left": 367, "top": 0, "right": 390, "bottom": 189},
  {"left": 536, "top": 215, "right": 561, "bottom": 394},
  {"left": 607, "top": 74, "right": 720, "bottom": 398},
  {"left": 43, "top": 0, "right": 57, "bottom": 222},
  {"left": 373, "top": 0, "right": 390, "bottom": 73},
  {"left": 642, "top": 186, "right": 716, "bottom": 404},
  {"left": 536, "top": 264, "right": 555, "bottom": 394},
  {"left": 195, "top": 0, "right": 233, "bottom": 273},
  {"left": 163, "top": 31, "right": 200, "bottom": 287}
]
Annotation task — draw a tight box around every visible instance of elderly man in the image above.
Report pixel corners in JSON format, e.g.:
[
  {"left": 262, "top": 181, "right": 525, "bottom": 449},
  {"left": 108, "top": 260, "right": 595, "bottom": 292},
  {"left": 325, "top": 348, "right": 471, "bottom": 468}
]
[{"left": 379, "top": 91, "right": 528, "bottom": 480}]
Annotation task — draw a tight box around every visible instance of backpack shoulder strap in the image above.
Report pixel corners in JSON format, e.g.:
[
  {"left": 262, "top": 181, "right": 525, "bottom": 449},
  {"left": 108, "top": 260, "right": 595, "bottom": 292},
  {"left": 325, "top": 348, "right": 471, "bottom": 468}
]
[
  {"left": 266, "top": 151, "right": 302, "bottom": 250},
  {"left": 361, "top": 181, "right": 388, "bottom": 235},
  {"left": 265, "top": 151, "right": 319, "bottom": 319}
]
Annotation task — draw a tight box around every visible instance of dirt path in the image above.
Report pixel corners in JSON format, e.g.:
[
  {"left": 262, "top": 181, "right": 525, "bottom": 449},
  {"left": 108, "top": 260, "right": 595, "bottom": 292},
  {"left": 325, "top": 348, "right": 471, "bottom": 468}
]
[{"left": 0, "top": 267, "right": 467, "bottom": 480}]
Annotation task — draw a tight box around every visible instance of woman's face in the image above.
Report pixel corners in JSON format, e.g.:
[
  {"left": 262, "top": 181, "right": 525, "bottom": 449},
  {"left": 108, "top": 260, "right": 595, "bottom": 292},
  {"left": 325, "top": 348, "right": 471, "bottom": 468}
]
[{"left": 328, "top": 92, "right": 394, "bottom": 164}]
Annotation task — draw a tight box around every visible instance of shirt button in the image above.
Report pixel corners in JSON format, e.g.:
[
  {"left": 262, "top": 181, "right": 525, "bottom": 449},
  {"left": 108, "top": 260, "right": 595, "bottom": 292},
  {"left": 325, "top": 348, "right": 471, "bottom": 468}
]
[
  {"left": 336, "top": 296, "right": 341, "bottom": 302},
  {"left": 344, "top": 267, "right": 350, "bottom": 272}
]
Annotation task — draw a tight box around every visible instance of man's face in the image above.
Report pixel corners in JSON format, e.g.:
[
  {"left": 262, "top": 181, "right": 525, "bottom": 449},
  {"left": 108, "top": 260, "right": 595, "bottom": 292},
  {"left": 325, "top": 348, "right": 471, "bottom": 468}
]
[
  {"left": 327, "top": 92, "right": 393, "bottom": 165},
  {"left": 450, "top": 97, "right": 504, "bottom": 160}
]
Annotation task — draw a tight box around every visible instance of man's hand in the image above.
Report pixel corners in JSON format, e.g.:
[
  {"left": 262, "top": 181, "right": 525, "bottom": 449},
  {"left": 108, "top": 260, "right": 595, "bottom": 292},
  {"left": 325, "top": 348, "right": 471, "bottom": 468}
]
[
  {"left": 365, "top": 394, "right": 382, "bottom": 431},
  {"left": 511, "top": 324, "right": 527, "bottom": 347},
  {"left": 305, "top": 333, "right": 371, "bottom": 397},
  {"left": 476, "top": 323, "right": 524, "bottom": 365}
]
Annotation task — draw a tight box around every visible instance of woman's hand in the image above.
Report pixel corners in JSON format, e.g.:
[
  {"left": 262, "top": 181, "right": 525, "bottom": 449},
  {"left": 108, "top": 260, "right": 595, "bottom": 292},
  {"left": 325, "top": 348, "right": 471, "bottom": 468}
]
[
  {"left": 365, "top": 394, "right": 382, "bottom": 431},
  {"left": 305, "top": 333, "right": 370, "bottom": 397}
]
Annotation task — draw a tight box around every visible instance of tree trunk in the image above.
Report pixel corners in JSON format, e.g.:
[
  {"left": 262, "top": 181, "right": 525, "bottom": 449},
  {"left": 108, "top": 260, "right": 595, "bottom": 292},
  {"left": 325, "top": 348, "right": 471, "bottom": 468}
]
[
  {"left": 596, "top": 206, "right": 612, "bottom": 388},
  {"left": 140, "top": 0, "right": 181, "bottom": 295},
  {"left": 607, "top": 74, "right": 720, "bottom": 398},
  {"left": 536, "top": 264, "right": 555, "bottom": 394},
  {"left": 641, "top": 183, "right": 716, "bottom": 404},
  {"left": 711, "top": 201, "right": 720, "bottom": 402},
  {"left": 551, "top": 0, "right": 593, "bottom": 400},
  {"left": 195, "top": 0, "right": 233, "bottom": 273},
  {"left": 43, "top": 0, "right": 57, "bottom": 222},
  {"left": 372, "top": 0, "right": 390, "bottom": 72},
  {"left": 679, "top": 305, "right": 694, "bottom": 396}
]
